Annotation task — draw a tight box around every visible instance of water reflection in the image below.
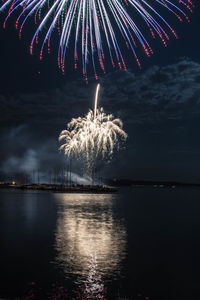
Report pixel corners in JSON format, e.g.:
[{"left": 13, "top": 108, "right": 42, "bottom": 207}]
[
  {"left": 84, "top": 253, "right": 104, "bottom": 298},
  {"left": 54, "top": 193, "right": 126, "bottom": 295}
]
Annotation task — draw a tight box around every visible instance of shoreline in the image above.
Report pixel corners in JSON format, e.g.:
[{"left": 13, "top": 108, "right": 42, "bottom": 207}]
[{"left": 0, "top": 183, "right": 118, "bottom": 193}]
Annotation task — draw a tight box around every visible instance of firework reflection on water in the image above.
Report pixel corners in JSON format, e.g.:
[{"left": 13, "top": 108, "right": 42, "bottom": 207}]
[{"left": 54, "top": 193, "right": 127, "bottom": 298}]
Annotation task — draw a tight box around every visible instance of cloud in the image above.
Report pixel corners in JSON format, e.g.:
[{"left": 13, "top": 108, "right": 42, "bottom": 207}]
[{"left": 1, "top": 58, "right": 200, "bottom": 182}]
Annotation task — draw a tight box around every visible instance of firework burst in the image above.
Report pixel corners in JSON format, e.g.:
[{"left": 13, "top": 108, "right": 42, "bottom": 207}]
[
  {"left": 59, "top": 84, "right": 127, "bottom": 175},
  {"left": 0, "top": 0, "right": 193, "bottom": 80}
]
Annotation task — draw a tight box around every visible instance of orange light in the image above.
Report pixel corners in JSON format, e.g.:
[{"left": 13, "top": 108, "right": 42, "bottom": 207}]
[{"left": 12, "top": 181, "right": 16, "bottom": 185}]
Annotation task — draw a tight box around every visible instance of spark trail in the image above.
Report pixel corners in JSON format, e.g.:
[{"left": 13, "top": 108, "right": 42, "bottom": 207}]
[
  {"left": 0, "top": 0, "right": 193, "bottom": 80},
  {"left": 59, "top": 84, "right": 127, "bottom": 176}
]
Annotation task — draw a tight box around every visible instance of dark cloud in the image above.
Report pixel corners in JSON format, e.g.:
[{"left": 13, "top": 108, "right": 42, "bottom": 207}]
[{"left": 1, "top": 58, "right": 200, "bottom": 183}]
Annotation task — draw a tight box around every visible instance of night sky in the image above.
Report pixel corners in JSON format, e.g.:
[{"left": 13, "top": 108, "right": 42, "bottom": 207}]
[{"left": 0, "top": 1, "right": 200, "bottom": 183}]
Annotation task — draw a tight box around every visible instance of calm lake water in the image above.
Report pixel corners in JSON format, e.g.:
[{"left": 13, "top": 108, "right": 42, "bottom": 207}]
[{"left": 0, "top": 187, "right": 200, "bottom": 299}]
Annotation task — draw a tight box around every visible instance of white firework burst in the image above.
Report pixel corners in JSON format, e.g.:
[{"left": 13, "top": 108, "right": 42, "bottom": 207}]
[{"left": 59, "top": 84, "right": 127, "bottom": 174}]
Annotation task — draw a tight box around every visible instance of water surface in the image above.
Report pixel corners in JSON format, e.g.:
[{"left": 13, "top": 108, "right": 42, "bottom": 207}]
[{"left": 0, "top": 187, "right": 200, "bottom": 299}]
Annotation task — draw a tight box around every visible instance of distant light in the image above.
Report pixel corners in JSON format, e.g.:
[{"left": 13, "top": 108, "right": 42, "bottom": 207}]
[{"left": 12, "top": 181, "right": 16, "bottom": 185}]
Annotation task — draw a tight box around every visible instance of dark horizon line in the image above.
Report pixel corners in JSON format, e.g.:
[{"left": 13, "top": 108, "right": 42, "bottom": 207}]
[
  {"left": 1, "top": 178, "right": 200, "bottom": 187},
  {"left": 106, "top": 178, "right": 200, "bottom": 187}
]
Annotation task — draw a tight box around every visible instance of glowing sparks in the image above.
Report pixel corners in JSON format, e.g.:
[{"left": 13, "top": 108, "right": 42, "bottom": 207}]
[
  {"left": 94, "top": 83, "right": 100, "bottom": 119},
  {"left": 0, "top": 0, "right": 193, "bottom": 80},
  {"left": 59, "top": 84, "right": 127, "bottom": 173}
]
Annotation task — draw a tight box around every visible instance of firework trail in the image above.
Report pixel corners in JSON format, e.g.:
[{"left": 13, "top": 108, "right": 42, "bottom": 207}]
[
  {"left": 59, "top": 84, "right": 127, "bottom": 175},
  {"left": 0, "top": 0, "right": 193, "bottom": 80}
]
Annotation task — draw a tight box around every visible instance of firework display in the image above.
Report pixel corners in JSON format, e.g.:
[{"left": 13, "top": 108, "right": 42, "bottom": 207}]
[
  {"left": 59, "top": 84, "right": 127, "bottom": 173},
  {"left": 0, "top": 0, "right": 193, "bottom": 80}
]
